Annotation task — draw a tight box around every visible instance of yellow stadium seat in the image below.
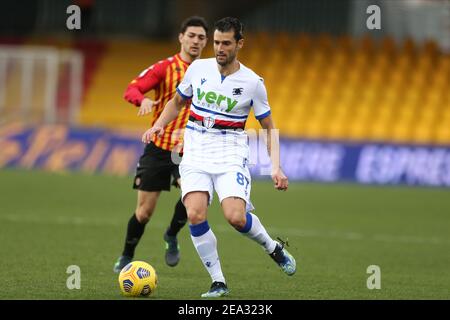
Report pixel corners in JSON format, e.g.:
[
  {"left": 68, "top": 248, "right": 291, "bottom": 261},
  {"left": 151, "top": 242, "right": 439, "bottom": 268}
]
[
  {"left": 369, "top": 119, "right": 393, "bottom": 142},
  {"left": 381, "top": 36, "right": 396, "bottom": 55},
  {"left": 303, "top": 119, "right": 326, "bottom": 139},
  {"left": 391, "top": 122, "right": 413, "bottom": 143},
  {"left": 358, "top": 35, "right": 375, "bottom": 53},
  {"left": 348, "top": 120, "right": 370, "bottom": 141},
  {"left": 414, "top": 127, "right": 435, "bottom": 144},
  {"left": 434, "top": 123, "right": 450, "bottom": 145}
]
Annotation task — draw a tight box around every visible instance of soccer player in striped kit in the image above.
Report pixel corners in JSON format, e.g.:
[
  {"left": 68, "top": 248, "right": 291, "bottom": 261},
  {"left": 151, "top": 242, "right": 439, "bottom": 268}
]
[{"left": 114, "top": 16, "right": 208, "bottom": 272}]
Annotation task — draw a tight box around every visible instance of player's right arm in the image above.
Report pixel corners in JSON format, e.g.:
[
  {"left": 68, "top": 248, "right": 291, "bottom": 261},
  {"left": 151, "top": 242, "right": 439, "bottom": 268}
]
[
  {"left": 142, "top": 93, "right": 186, "bottom": 143},
  {"left": 123, "top": 61, "right": 166, "bottom": 116}
]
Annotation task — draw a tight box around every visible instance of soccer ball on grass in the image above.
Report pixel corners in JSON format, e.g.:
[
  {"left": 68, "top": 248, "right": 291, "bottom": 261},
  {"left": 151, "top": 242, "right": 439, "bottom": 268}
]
[{"left": 118, "top": 261, "right": 158, "bottom": 297}]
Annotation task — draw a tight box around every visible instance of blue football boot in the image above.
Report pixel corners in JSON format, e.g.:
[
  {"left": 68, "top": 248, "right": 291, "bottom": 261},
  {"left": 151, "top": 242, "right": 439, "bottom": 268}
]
[
  {"left": 269, "top": 238, "right": 296, "bottom": 276},
  {"left": 201, "top": 281, "right": 230, "bottom": 298}
]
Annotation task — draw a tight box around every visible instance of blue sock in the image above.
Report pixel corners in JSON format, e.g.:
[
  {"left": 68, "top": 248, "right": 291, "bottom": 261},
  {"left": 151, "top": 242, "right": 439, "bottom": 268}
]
[
  {"left": 237, "top": 212, "right": 253, "bottom": 233},
  {"left": 238, "top": 212, "right": 277, "bottom": 254}
]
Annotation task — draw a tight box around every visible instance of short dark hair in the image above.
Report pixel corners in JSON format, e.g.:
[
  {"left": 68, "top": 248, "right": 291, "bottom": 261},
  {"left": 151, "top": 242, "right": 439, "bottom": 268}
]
[
  {"left": 214, "top": 17, "right": 244, "bottom": 41},
  {"left": 180, "top": 16, "right": 209, "bottom": 34}
]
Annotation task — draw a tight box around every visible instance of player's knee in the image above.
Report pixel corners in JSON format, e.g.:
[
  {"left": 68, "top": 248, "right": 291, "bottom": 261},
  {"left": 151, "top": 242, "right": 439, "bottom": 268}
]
[
  {"left": 226, "top": 211, "right": 246, "bottom": 229},
  {"left": 135, "top": 205, "right": 153, "bottom": 224},
  {"left": 135, "top": 191, "right": 159, "bottom": 224},
  {"left": 186, "top": 207, "right": 206, "bottom": 225}
]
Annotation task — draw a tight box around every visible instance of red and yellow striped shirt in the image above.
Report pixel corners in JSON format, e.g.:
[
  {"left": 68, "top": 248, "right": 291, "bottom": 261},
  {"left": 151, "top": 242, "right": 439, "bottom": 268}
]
[{"left": 124, "top": 53, "right": 190, "bottom": 151}]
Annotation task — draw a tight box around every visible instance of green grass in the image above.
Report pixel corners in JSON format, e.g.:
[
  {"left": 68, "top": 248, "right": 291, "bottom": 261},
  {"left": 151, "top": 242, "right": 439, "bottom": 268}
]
[{"left": 0, "top": 168, "right": 449, "bottom": 299}]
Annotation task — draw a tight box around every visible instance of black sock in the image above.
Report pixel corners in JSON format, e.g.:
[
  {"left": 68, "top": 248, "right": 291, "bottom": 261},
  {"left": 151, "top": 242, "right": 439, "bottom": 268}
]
[
  {"left": 166, "top": 198, "right": 187, "bottom": 237},
  {"left": 122, "top": 213, "right": 146, "bottom": 258}
]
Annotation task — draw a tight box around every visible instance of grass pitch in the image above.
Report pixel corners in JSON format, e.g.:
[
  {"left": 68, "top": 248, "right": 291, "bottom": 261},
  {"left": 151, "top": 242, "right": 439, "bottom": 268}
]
[{"left": 0, "top": 169, "right": 449, "bottom": 299}]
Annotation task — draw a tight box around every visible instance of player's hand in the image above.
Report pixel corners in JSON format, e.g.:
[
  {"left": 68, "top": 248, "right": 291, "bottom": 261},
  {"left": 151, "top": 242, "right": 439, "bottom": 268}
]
[
  {"left": 271, "top": 167, "right": 288, "bottom": 191},
  {"left": 142, "top": 125, "right": 164, "bottom": 144},
  {"left": 138, "top": 98, "right": 160, "bottom": 116}
]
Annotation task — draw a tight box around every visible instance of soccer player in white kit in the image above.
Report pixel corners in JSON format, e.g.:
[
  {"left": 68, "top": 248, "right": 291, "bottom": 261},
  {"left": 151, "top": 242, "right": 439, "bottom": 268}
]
[{"left": 142, "top": 17, "right": 296, "bottom": 297}]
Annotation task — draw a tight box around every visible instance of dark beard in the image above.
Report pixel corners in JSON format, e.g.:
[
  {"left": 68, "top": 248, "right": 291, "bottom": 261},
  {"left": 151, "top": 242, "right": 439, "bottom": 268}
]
[
  {"left": 216, "top": 54, "right": 234, "bottom": 66},
  {"left": 216, "top": 58, "right": 227, "bottom": 66}
]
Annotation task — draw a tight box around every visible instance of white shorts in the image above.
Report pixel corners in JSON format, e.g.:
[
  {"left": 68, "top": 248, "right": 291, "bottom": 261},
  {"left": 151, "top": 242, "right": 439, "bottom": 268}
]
[{"left": 180, "top": 164, "right": 255, "bottom": 212}]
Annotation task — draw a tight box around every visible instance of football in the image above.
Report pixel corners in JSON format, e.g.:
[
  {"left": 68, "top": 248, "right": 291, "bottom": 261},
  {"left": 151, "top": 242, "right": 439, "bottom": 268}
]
[{"left": 118, "top": 261, "right": 158, "bottom": 297}]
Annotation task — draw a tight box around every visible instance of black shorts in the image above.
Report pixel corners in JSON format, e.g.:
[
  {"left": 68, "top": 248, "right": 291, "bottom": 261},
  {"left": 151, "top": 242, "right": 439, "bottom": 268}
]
[{"left": 133, "top": 142, "right": 181, "bottom": 192}]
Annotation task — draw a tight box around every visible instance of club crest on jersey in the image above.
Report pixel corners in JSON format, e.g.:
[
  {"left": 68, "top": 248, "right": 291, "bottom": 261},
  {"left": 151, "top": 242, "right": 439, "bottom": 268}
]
[
  {"left": 232, "top": 87, "right": 243, "bottom": 96},
  {"left": 203, "top": 116, "right": 215, "bottom": 129}
]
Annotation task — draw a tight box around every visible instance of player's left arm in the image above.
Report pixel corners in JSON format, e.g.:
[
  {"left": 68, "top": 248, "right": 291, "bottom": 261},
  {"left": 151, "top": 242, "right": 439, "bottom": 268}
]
[
  {"left": 253, "top": 77, "right": 288, "bottom": 191},
  {"left": 259, "top": 115, "right": 289, "bottom": 191}
]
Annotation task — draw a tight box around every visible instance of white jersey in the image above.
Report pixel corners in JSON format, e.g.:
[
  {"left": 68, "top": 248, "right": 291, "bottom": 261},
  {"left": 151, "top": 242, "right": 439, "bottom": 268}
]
[{"left": 176, "top": 58, "right": 271, "bottom": 173}]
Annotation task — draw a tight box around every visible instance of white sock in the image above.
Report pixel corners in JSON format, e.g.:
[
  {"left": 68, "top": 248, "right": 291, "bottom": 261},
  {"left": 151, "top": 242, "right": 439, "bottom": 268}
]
[
  {"left": 239, "top": 212, "right": 277, "bottom": 254},
  {"left": 189, "top": 221, "right": 226, "bottom": 284}
]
